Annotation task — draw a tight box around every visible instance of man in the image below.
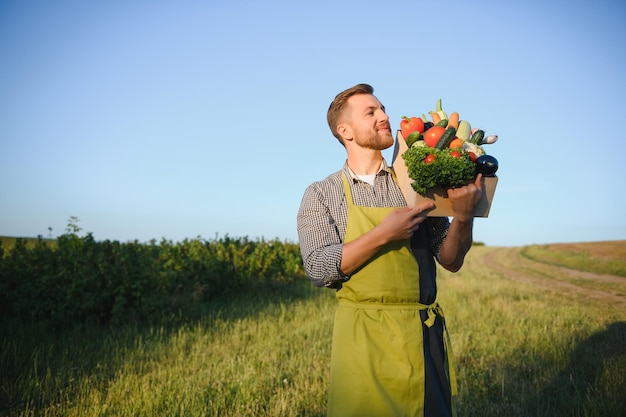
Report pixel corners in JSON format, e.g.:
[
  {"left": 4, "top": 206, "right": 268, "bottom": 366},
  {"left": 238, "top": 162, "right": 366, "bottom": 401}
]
[{"left": 296, "top": 84, "right": 482, "bottom": 417}]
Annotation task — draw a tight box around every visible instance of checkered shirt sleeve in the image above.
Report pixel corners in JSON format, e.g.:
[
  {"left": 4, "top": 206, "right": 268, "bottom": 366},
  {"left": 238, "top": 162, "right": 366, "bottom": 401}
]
[{"left": 296, "top": 162, "right": 449, "bottom": 288}]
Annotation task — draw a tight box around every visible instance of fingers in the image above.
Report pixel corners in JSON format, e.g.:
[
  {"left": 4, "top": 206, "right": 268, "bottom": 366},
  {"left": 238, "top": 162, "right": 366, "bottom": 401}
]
[
  {"left": 414, "top": 200, "right": 435, "bottom": 213},
  {"left": 388, "top": 206, "right": 430, "bottom": 239},
  {"left": 474, "top": 173, "right": 483, "bottom": 193},
  {"left": 447, "top": 175, "right": 482, "bottom": 200},
  {"left": 409, "top": 201, "right": 435, "bottom": 222},
  {"left": 410, "top": 203, "right": 432, "bottom": 232},
  {"left": 410, "top": 215, "right": 422, "bottom": 235}
]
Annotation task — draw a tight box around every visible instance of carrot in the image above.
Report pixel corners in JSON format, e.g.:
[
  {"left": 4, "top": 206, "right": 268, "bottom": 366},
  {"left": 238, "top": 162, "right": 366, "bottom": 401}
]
[
  {"left": 448, "top": 138, "right": 464, "bottom": 149},
  {"left": 448, "top": 111, "right": 459, "bottom": 129},
  {"left": 430, "top": 111, "right": 441, "bottom": 124}
]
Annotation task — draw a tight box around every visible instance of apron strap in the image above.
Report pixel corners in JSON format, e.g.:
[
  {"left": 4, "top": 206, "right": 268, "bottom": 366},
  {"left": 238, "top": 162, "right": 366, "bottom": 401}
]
[
  {"left": 341, "top": 172, "right": 354, "bottom": 206},
  {"left": 432, "top": 304, "right": 458, "bottom": 398}
]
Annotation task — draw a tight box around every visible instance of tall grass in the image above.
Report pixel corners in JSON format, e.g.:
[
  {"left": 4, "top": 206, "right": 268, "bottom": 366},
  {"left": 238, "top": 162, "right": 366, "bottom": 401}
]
[
  {"left": 438, "top": 246, "right": 625, "bottom": 417},
  {"left": 1, "top": 281, "right": 334, "bottom": 417},
  {"left": 2, "top": 244, "right": 625, "bottom": 416}
]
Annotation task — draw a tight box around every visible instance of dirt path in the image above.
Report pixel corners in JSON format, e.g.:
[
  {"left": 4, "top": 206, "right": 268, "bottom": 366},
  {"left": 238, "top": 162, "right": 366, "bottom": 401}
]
[{"left": 481, "top": 247, "right": 626, "bottom": 308}]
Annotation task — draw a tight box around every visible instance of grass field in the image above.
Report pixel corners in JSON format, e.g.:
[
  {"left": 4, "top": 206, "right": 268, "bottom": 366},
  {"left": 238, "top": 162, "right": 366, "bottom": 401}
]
[{"left": 1, "top": 240, "right": 625, "bottom": 416}]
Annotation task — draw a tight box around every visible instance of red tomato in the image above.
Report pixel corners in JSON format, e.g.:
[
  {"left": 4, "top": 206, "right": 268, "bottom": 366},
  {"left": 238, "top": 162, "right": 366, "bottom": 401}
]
[
  {"left": 423, "top": 126, "right": 445, "bottom": 147},
  {"left": 424, "top": 154, "right": 436, "bottom": 164},
  {"left": 468, "top": 152, "right": 477, "bottom": 162},
  {"left": 450, "top": 151, "right": 461, "bottom": 158},
  {"left": 400, "top": 116, "right": 424, "bottom": 139}
]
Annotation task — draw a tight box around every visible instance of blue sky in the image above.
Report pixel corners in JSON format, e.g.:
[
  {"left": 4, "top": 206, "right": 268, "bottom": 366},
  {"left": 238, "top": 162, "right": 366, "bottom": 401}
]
[{"left": 1, "top": 0, "right": 625, "bottom": 247}]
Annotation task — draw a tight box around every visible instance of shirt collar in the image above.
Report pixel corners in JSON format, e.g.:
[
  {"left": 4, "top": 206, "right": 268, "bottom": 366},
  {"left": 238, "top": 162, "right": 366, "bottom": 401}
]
[{"left": 343, "top": 159, "right": 391, "bottom": 181}]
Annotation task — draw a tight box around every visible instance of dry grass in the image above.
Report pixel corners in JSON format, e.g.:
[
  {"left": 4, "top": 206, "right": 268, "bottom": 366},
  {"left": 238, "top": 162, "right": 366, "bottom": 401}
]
[{"left": 546, "top": 240, "right": 626, "bottom": 262}]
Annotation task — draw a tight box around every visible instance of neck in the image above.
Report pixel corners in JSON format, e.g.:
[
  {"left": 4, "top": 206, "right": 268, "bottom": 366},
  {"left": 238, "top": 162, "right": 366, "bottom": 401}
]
[{"left": 347, "top": 149, "right": 383, "bottom": 175}]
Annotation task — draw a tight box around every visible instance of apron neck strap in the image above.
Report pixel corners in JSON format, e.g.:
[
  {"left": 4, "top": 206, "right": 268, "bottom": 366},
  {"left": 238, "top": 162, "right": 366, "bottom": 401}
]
[{"left": 341, "top": 172, "right": 354, "bottom": 207}]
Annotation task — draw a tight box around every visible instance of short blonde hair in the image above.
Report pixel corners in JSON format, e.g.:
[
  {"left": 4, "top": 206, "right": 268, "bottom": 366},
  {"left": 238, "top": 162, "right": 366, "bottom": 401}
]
[{"left": 327, "top": 84, "right": 374, "bottom": 144}]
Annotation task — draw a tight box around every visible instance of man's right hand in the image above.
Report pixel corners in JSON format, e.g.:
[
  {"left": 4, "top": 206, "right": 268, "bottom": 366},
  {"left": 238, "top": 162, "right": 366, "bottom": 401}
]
[
  {"left": 339, "top": 202, "right": 434, "bottom": 276},
  {"left": 378, "top": 201, "right": 435, "bottom": 241}
]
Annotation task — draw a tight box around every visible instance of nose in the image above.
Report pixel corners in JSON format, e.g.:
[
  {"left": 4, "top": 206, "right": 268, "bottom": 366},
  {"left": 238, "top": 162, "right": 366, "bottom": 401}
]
[{"left": 377, "top": 108, "right": 389, "bottom": 123}]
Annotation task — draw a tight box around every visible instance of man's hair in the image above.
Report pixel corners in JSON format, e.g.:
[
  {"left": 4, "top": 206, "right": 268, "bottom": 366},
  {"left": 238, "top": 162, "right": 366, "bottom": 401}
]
[{"left": 327, "top": 83, "right": 374, "bottom": 144}]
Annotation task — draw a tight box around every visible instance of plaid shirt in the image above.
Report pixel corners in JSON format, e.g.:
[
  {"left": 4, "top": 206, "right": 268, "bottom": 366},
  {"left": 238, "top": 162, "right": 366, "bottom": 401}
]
[{"left": 297, "top": 160, "right": 449, "bottom": 288}]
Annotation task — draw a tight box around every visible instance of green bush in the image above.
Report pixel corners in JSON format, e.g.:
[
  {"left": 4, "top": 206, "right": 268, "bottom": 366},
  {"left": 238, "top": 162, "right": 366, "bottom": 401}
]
[{"left": 0, "top": 233, "right": 306, "bottom": 327}]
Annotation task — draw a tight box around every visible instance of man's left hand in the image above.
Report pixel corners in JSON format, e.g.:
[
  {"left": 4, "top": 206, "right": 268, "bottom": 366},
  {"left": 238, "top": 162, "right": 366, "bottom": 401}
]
[{"left": 447, "top": 173, "right": 483, "bottom": 222}]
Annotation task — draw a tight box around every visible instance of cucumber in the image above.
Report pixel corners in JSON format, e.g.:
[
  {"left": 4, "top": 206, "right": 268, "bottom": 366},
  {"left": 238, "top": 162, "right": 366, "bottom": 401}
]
[
  {"left": 435, "top": 119, "right": 448, "bottom": 128},
  {"left": 434, "top": 127, "right": 457, "bottom": 150},
  {"left": 405, "top": 131, "right": 421, "bottom": 147},
  {"left": 470, "top": 129, "right": 485, "bottom": 145}
]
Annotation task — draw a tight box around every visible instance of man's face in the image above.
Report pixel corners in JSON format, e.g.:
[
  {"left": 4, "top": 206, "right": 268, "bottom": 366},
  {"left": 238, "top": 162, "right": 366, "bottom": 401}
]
[{"left": 342, "top": 94, "right": 393, "bottom": 150}]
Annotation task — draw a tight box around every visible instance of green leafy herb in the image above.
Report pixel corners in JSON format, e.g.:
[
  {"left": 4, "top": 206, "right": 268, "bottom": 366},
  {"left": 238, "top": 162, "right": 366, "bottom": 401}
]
[{"left": 401, "top": 146, "right": 476, "bottom": 194}]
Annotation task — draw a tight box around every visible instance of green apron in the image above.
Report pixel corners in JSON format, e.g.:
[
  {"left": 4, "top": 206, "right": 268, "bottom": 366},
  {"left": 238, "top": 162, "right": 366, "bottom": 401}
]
[{"left": 327, "top": 173, "right": 456, "bottom": 417}]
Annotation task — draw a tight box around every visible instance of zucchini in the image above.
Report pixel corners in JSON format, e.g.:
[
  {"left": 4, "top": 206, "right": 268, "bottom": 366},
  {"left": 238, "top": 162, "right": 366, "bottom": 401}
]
[
  {"left": 405, "top": 131, "right": 421, "bottom": 147},
  {"left": 435, "top": 119, "right": 448, "bottom": 128},
  {"left": 470, "top": 129, "right": 485, "bottom": 145},
  {"left": 434, "top": 127, "right": 457, "bottom": 150}
]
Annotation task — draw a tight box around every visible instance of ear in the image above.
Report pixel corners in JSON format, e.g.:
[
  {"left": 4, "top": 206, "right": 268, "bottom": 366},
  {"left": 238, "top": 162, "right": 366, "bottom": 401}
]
[{"left": 337, "top": 124, "right": 353, "bottom": 142}]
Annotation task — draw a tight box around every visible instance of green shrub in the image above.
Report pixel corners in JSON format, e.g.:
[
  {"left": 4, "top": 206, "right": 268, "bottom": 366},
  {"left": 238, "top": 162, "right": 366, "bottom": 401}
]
[{"left": 0, "top": 233, "right": 306, "bottom": 328}]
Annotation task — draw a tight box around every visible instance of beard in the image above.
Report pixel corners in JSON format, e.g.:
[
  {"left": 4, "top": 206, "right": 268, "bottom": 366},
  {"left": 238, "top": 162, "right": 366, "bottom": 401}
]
[{"left": 354, "top": 129, "right": 394, "bottom": 150}]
